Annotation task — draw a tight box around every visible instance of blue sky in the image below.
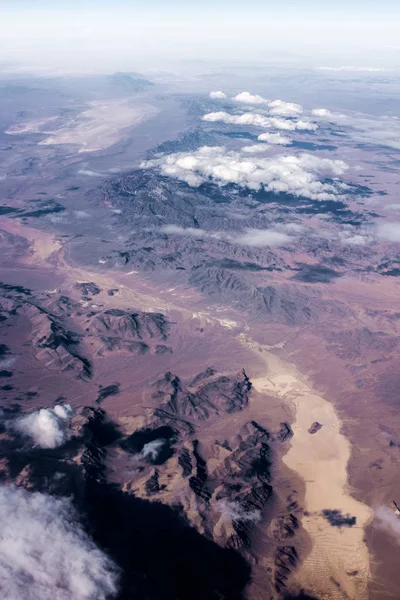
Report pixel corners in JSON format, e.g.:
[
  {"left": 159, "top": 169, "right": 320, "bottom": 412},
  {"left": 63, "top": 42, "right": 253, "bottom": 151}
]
[{"left": 1, "top": 1, "right": 399, "bottom": 73}]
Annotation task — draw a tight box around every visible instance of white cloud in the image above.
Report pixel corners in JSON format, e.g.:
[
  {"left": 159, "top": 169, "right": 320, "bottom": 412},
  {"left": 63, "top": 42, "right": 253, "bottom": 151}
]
[
  {"left": 77, "top": 169, "right": 103, "bottom": 177},
  {"left": 257, "top": 132, "right": 292, "bottom": 145},
  {"left": 312, "top": 108, "right": 334, "bottom": 118},
  {"left": 217, "top": 500, "right": 261, "bottom": 523},
  {"left": 14, "top": 404, "right": 74, "bottom": 449},
  {"left": 234, "top": 228, "right": 292, "bottom": 247},
  {"left": 232, "top": 93, "right": 303, "bottom": 116},
  {"left": 140, "top": 439, "right": 166, "bottom": 461},
  {"left": 202, "top": 111, "right": 317, "bottom": 131},
  {"left": 142, "top": 146, "right": 349, "bottom": 200},
  {"left": 376, "top": 222, "right": 400, "bottom": 242},
  {"left": 161, "top": 224, "right": 207, "bottom": 237},
  {"left": 0, "top": 485, "right": 119, "bottom": 600},
  {"left": 375, "top": 506, "right": 400, "bottom": 545},
  {"left": 160, "top": 223, "right": 297, "bottom": 248},
  {"left": 242, "top": 144, "right": 270, "bottom": 153},
  {"left": 340, "top": 233, "right": 370, "bottom": 246},
  {"left": 269, "top": 99, "right": 303, "bottom": 116},
  {"left": 233, "top": 91, "right": 267, "bottom": 105},
  {"left": 209, "top": 90, "right": 227, "bottom": 99},
  {"left": 310, "top": 109, "right": 400, "bottom": 150}
]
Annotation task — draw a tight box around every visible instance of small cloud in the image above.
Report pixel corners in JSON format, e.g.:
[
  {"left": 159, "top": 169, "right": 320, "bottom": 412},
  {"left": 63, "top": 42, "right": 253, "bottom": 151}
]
[
  {"left": 269, "top": 99, "right": 303, "bottom": 116},
  {"left": 210, "top": 91, "right": 227, "bottom": 99},
  {"left": 257, "top": 132, "right": 292, "bottom": 145},
  {"left": 312, "top": 108, "right": 334, "bottom": 118},
  {"left": 233, "top": 91, "right": 267, "bottom": 104},
  {"left": 234, "top": 228, "right": 292, "bottom": 247},
  {"left": 74, "top": 210, "right": 90, "bottom": 219},
  {"left": 242, "top": 144, "right": 269, "bottom": 153},
  {"left": 376, "top": 222, "right": 400, "bottom": 243},
  {"left": 340, "top": 233, "right": 370, "bottom": 246},
  {"left": 77, "top": 169, "right": 103, "bottom": 177},
  {"left": 217, "top": 500, "right": 261, "bottom": 523},
  {"left": 0, "top": 485, "right": 119, "bottom": 599},
  {"left": 140, "top": 439, "right": 166, "bottom": 461},
  {"left": 14, "top": 404, "right": 74, "bottom": 449},
  {"left": 161, "top": 224, "right": 207, "bottom": 237},
  {"left": 375, "top": 505, "right": 400, "bottom": 544}
]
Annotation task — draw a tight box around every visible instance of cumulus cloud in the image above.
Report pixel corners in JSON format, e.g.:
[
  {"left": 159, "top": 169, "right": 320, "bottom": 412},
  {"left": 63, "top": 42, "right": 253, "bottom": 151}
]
[
  {"left": 312, "top": 108, "right": 335, "bottom": 118},
  {"left": 376, "top": 222, "right": 400, "bottom": 242},
  {"left": 375, "top": 506, "right": 400, "bottom": 544},
  {"left": 0, "top": 485, "right": 119, "bottom": 600},
  {"left": 268, "top": 99, "right": 303, "bottom": 116},
  {"left": 209, "top": 90, "right": 227, "bottom": 99},
  {"left": 142, "top": 146, "right": 349, "bottom": 200},
  {"left": 233, "top": 91, "right": 267, "bottom": 104},
  {"left": 14, "top": 404, "right": 74, "bottom": 449},
  {"left": 242, "top": 144, "right": 270, "bottom": 153},
  {"left": 232, "top": 93, "right": 303, "bottom": 116},
  {"left": 202, "top": 111, "right": 317, "bottom": 131},
  {"left": 257, "top": 132, "right": 292, "bottom": 145},
  {"left": 217, "top": 500, "right": 261, "bottom": 524}
]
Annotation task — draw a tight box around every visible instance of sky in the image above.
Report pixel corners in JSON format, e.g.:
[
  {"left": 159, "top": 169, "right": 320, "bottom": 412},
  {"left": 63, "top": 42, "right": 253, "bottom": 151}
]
[{"left": 0, "top": 1, "right": 399, "bottom": 73}]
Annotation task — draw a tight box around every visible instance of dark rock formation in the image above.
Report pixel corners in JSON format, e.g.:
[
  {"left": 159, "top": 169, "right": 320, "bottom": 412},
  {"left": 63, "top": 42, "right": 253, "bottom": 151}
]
[
  {"left": 275, "top": 546, "right": 298, "bottom": 593},
  {"left": 145, "top": 470, "right": 160, "bottom": 495},
  {"left": 96, "top": 383, "right": 120, "bottom": 404},
  {"left": 308, "top": 422, "right": 322, "bottom": 434},
  {"left": 154, "top": 369, "right": 252, "bottom": 426},
  {"left": 76, "top": 281, "right": 102, "bottom": 296},
  {"left": 277, "top": 422, "right": 293, "bottom": 441},
  {"left": 80, "top": 405, "right": 252, "bottom": 600},
  {"left": 271, "top": 513, "right": 300, "bottom": 540},
  {"left": 189, "top": 439, "right": 211, "bottom": 501},
  {"left": 214, "top": 421, "right": 273, "bottom": 549},
  {"left": 25, "top": 305, "right": 92, "bottom": 379},
  {"left": 178, "top": 448, "right": 193, "bottom": 477}
]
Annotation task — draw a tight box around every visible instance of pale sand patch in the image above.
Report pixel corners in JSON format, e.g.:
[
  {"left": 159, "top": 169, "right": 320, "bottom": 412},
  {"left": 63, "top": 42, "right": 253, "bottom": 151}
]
[
  {"left": 0, "top": 218, "right": 62, "bottom": 263},
  {"left": 242, "top": 336, "right": 373, "bottom": 600},
  {"left": 5, "top": 116, "right": 58, "bottom": 135},
  {"left": 38, "top": 100, "right": 159, "bottom": 152}
]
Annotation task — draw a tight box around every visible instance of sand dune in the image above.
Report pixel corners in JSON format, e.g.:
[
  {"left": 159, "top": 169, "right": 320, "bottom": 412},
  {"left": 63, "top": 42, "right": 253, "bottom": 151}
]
[{"left": 245, "top": 339, "right": 373, "bottom": 600}]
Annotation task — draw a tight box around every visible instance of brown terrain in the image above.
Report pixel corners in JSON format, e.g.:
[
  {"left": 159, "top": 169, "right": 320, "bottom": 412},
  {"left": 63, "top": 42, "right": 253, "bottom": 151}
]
[
  {"left": 1, "top": 211, "right": 400, "bottom": 600},
  {"left": 1, "top": 72, "right": 400, "bottom": 600}
]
